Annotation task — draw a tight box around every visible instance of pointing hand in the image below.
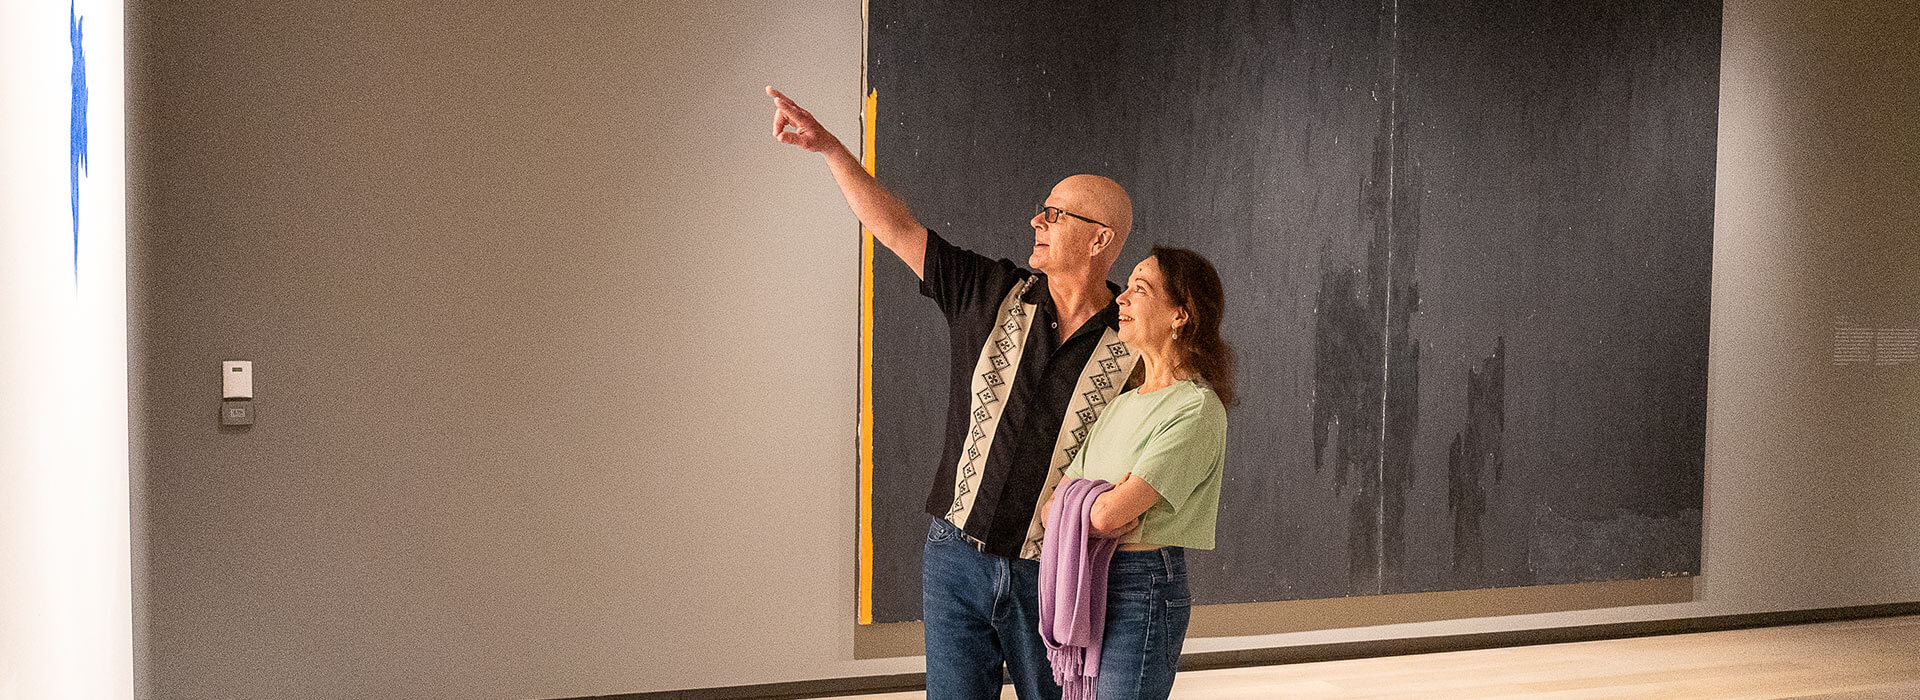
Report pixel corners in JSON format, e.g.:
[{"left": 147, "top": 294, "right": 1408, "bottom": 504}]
[{"left": 767, "top": 86, "right": 842, "bottom": 154}]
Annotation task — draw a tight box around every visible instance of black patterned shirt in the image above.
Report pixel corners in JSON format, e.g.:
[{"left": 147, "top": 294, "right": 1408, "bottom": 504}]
[{"left": 918, "top": 231, "right": 1136, "bottom": 560}]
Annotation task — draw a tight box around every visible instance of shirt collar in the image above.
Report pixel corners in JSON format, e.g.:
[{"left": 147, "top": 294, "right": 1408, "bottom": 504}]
[{"left": 1024, "top": 273, "right": 1125, "bottom": 331}]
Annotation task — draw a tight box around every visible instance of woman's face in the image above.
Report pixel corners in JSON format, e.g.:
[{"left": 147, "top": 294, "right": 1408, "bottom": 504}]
[{"left": 1117, "top": 257, "right": 1185, "bottom": 349}]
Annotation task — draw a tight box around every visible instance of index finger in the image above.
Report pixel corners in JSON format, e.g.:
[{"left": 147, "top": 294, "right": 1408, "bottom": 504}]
[
  {"left": 767, "top": 87, "right": 810, "bottom": 115},
  {"left": 773, "top": 100, "right": 815, "bottom": 129}
]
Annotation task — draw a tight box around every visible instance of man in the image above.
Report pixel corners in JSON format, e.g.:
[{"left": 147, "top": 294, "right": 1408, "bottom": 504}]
[{"left": 769, "top": 86, "right": 1140, "bottom": 700}]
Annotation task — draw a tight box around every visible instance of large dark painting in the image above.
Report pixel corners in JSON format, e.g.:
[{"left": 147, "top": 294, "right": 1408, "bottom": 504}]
[{"left": 860, "top": 0, "right": 1719, "bottom": 624}]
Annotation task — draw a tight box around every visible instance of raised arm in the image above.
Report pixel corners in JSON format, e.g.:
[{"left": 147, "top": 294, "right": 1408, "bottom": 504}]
[{"left": 768, "top": 86, "right": 929, "bottom": 279}]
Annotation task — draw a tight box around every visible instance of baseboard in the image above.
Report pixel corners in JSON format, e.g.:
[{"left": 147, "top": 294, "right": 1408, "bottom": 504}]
[
  {"left": 573, "top": 601, "right": 1920, "bottom": 700},
  {"left": 854, "top": 575, "right": 1699, "bottom": 658}
]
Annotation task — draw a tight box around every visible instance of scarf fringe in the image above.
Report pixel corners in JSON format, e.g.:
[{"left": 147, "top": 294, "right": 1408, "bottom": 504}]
[
  {"left": 1048, "top": 647, "right": 1081, "bottom": 681},
  {"left": 1050, "top": 641, "right": 1101, "bottom": 699},
  {"left": 1060, "top": 678, "right": 1095, "bottom": 700}
]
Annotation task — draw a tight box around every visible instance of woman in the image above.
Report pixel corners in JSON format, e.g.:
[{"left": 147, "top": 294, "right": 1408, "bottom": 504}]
[{"left": 1049, "top": 244, "right": 1234, "bottom": 700}]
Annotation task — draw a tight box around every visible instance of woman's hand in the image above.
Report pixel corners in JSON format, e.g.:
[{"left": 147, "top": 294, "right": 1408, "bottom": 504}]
[{"left": 1090, "top": 515, "right": 1141, "bottom": 540}]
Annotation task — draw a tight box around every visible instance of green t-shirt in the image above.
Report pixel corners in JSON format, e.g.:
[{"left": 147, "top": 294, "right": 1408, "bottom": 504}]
[{"left": 1065, "top": 380, "right": 1227, "bottom": 550}]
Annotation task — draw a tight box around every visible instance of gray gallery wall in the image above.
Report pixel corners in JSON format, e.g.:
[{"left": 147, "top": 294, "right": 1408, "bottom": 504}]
[{"left": 128, "top": 1, "right": 1919, "bottom": 699}]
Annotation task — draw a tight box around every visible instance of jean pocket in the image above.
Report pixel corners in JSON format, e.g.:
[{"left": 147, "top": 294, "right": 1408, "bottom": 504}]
[
  {"left": 927, "top": 519, "right": 956, "bottom": 543},
  {"left": 1161, "top": 594, "right": 1194, "bottom": 661},
  {"left": 1154, "top": 573, "right": 1191, "bottom": 603}
]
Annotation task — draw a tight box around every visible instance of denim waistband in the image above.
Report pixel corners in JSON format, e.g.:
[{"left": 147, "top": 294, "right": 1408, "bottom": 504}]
[
  {"left": 1108, "top": 546, "right": 1185, "bottom": 575},
  {"left": 930, "top": 516, "right": 993, "bottom": 554}
]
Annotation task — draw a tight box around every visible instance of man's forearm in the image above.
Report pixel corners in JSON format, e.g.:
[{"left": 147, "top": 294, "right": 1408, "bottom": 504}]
[
  {"left": 822, "top": 143, "right": 928, "bottom": 278},
  {"left": 769, "top": 86, "right": 929, "bottom": 276}
]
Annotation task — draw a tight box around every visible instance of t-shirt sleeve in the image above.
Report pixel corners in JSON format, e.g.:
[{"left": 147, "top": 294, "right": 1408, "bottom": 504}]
[
  {"left": 919, "top": 229, "right": 1026, "bottom": 319},
  {"left": 1130, "top": 392, "right": 1228, "bottom": 513},
  {"left": 1065, "top": 438, "right": 1087, "bottom": 481}
]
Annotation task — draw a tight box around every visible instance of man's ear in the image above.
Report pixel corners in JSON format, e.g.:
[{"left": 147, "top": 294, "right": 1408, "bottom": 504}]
[{"left": 1090, "top": 227, "right": 1114, "bottom": 256}]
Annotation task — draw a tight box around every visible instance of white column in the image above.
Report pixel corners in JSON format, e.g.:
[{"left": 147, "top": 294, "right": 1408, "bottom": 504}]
[{"left": 0, "top": 0, "right": 131, "bottom": 698}]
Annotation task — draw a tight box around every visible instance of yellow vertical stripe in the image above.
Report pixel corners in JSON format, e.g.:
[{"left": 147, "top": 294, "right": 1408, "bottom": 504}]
[{"left": 858, "top": 88, "right": 878, "bottom": 626}]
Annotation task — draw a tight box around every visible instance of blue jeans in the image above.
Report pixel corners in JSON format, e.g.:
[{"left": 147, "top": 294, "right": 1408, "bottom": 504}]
[
  {"left": 923, "top": 516, "right": 1062, "bottom": 700},
  {"left": 1094, "top": 547, "right": 1191, "bottom": 700}
]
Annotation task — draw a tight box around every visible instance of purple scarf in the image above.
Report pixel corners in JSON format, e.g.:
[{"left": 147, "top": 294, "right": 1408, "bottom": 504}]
[{"left": 1038, "top": 477, "right": 1121, "bottom": 700}]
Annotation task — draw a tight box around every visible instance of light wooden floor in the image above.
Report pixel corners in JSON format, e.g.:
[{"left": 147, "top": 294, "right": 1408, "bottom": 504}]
[{"left": 821, "top": 615, "right": 1920, "bottom": 699}]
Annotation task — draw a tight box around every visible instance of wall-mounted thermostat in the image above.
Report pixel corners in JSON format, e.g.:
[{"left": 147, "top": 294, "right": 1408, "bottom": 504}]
[
  {"left": 222, "top": 360, "right": 253, "bottom": 399},
  {"left": 222, "top": 360, "right": 254, "bottom": 426}
]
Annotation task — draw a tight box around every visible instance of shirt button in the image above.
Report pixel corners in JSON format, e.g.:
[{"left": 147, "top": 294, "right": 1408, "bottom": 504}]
[{"left": 1051, "top": 322, "right": 1058, "bottom": 328}]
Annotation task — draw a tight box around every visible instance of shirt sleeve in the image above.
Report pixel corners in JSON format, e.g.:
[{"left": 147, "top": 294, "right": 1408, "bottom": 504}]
[
  {"left": 1129, "top": 391, "right": 1228, "bottom": 513},
  {"left": 1065, "top": 439, "right": 1087, "bottom": 481},
  {"left": 919, "top": 229, "right": 1027, "bottom": 320}
]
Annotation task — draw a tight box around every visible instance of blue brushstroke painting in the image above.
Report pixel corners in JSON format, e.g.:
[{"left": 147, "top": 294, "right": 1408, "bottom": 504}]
[{"left": 71, "top": 1, "right": 88, "bottom": 282}]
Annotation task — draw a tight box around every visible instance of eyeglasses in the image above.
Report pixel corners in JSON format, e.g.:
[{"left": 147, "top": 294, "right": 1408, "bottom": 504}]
[{"left": 1036, "top": 204, "right": 1110, "bottom": 229}]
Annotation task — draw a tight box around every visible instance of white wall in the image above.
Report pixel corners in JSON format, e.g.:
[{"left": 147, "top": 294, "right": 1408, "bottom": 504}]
[
  {"left": 126, "top": 1, "right": 1918, "bottom": 698},
  {"left": 1, "top": 1, "right": 131, "bottom": 699}
]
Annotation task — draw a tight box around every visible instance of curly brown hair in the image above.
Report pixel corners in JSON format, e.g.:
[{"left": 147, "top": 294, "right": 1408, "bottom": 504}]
[{"left": 1147, "top": 245, "right": 1237, "bottom": 408}]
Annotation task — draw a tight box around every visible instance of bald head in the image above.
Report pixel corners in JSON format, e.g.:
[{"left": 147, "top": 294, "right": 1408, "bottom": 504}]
[
  {"left": 1053, "top": 174, "right": 1133, "bottom": 245},
  {"left": 1028, "top": 175, "right": 1132, "bottom": 279}
]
